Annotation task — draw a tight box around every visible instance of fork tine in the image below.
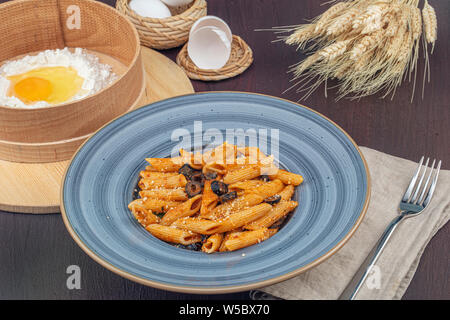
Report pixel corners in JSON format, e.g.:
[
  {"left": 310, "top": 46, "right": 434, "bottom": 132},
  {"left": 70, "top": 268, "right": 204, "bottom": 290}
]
[
  {"left": 410, "top": 157, "right": 430, "bottom": 204},
  {"left": 416, "top": 159, "right": 436, "bottom": 205},
  {"left": 422, "top": 160, "right": 441, "bottom": 207},
  {"left": 402, "top": 156, "right": 424, "bottom": 202}
]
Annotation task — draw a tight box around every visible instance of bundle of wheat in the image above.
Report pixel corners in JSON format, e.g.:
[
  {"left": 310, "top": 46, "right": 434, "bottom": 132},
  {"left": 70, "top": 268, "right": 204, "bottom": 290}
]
[{"left": 272, "top": 0, "right": 437, "bottom": 101}]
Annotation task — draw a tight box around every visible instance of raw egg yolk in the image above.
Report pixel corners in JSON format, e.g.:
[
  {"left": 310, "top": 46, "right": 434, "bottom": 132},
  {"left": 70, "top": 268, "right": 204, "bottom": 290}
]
[
  {"left": 7, "top": 66, "right": 84, "bottom": 105},
  {"left": 13, "top": 77, "right": 52, "bottom": 103}
]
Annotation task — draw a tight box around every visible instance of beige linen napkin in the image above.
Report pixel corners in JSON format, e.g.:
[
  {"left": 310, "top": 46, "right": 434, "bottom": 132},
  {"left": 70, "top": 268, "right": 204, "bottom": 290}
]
[{"left": 257, "top": 147, "right": 450, "bottom": 300}]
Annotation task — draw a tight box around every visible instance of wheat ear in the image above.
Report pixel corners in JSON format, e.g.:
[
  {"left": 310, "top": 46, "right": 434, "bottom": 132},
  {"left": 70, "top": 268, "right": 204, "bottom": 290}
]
[
  {"left": 314, "top": 2, "right": 348, "bottom": 34},
  {"left": 422, "top": 0, "right": 437, "bottom": 47},
  {"left": 350, "top": 31, "right": 383, "bottom": 60},
  {"left": 352, "top": 3, "right": 386, "bottom": 30},
  {"left": 326, "top": 8, "right": 360, "bottom": 36},
  {"left": 285, "top": 24, "right": 316, "bottom": 47},
  {"left": 318, "top": 40, "right": 351, "bottom": 61}
]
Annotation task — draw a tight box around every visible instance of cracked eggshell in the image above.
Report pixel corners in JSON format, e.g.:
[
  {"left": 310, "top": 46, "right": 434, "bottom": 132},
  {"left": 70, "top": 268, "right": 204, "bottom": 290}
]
[
  {"left": 187, "top": 25, "right": 232, "bottom": 70},
  {"left": 129, "top": 0, "right": 171, "bottom": 19},
  {"left": 189, "top": 15, "right": 232, "bottom": 43}
]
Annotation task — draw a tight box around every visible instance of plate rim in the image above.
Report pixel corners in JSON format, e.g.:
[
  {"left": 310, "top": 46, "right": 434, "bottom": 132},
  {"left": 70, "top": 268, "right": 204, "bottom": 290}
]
[{"left": 60, "top": 91, "right": 371, "bottom": 294}]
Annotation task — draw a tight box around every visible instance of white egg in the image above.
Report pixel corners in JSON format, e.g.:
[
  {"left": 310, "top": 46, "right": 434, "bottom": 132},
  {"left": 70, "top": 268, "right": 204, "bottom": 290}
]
[
  {"left": 160, "top": 0, "right": 193, "bottom": 6},
  {"left": 129, "top": 0, "right": 172, "bottom": 19}
]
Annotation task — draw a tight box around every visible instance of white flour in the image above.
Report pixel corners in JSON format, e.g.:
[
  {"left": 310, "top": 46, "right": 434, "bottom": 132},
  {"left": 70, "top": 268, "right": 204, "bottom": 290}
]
[{"left": 0, "top": 47, "right": 117, "bottom": 108}]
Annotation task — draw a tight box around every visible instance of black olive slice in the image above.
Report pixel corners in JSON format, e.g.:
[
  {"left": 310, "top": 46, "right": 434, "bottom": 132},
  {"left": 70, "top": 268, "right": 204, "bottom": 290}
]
[
  {"left": 204, "top": 171, "right": 218, "bottom": 180},
  {"left": 219, "top": 191, "right": 237, "bottom": 203},
  {"left": 211, "top": 180, "right": 228, "bottom": 196},
  {"left": 264, "top": 194, "right": 281, "bottom": 205},
  {"left": 190, "top": 172, "right": 205, "bottom": 186},
  {"left": 185, "top": 181, "right": 202, "bottom": 197},
  {"left": 178, "top": 163, "right": 197, "bottom": 179},
  {"left": 184, "top": 242, "right": 202, "bottom": 251}
]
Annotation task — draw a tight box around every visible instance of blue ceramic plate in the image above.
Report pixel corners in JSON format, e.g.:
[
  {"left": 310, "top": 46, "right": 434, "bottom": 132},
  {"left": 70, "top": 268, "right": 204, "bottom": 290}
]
[{"left": 61, "top": 92, "right": 370, "bottom": 293}]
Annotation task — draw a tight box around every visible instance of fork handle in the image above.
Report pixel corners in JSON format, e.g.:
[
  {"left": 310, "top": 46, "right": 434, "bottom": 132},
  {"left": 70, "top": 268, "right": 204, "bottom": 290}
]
[{"left": 338, "top": 213, "right": 407, "bottom": 300}]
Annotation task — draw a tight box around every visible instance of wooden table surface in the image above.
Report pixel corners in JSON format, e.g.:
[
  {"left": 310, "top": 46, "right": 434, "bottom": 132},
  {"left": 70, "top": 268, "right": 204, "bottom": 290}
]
[{"left": 0, "top": 0, "right": 448, "bottom": 300}]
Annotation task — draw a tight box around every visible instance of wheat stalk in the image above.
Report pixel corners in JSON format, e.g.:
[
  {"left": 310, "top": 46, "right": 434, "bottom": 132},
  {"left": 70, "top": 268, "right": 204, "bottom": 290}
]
[
  {"left": 292, "top": 53, "right": 321, "bottom": 77},
  {"left": 421, "top": 0, "right": 437, "bottom": 98},
  {"left": 271, "top": 0, "right": 438, "bottom": 101}
]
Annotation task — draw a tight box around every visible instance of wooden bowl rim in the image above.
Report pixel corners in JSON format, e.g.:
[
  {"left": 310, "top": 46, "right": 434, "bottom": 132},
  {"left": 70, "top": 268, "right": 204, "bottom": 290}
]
[{"left": 0, "top": 0, "right": 141, "bottom": 111}]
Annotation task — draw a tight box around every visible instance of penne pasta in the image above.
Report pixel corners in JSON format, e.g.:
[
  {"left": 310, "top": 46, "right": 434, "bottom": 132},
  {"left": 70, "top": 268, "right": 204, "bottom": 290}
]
[
  {"left": 179, "top": 148, "right": 203, "bottom": 170},
  {"left": 202, "top": 161, "right": 227, "bottom": 175},
  {"left": 130, "top": 143, "right": 303, "bottom": 252},
  {"left": 219, "top": 230, "right": 243, "bottom": 252},
  {"left": 244, "top": 200, "right": 298, "bottom": 230},
  {"left": 206, "top": 142, "right": 237, "bottom": 165},
  {"left": 248, "top": 179, "right": 284, "bottom": 199},
  {"left": 146, "top": 224, "right": 202, "bottom": 245},
  {"left": 160, "top": 194, "right": 203, "bottom": 226},
  {"left": 139, "top": 188, "right": 188, "bottom": 201},
  {"left": 259, "top": 161, "right": 279, "bottom": 176},
  {"left": 227, "top": 151, "right": 272, "bottom": 169},
  {"left": 228, "top": 180, "right": 264, "bottom": 195},
  {"left": 223, "top": 164, "right": 262, "bottom": 184},
  {"left": 270, "top": 169, "right": 304, "bottom": 186},
  {"left": 172, "top": 217, "right": 222, "bottom": 235},
  {"left": 145, "top": 157, "right": 184, "bottom": 172},
  {"left": 200, "top": 180, "right": 219, "bottom": 217},
  {"left": 205, "top": 193, "right": 264, "bottom": 220},
  {"left": 209, "top": 203, "right": 273, "bottom": 234},
  {"left": 202, "top": 233, "right": 224, "bottom": 253},
  {"left": 243, "top": 146, "right": 270, "bottom": 164},
  {"left": 224, "top": 162, "right": 246, "bottom": 172},
  {"left": 128, "top": 199, "right": 160, "bottom": 226},
  {"left": 138, "top": 174, "right": 187, "bottom": 190},
  {"left": 278, "top": 185, "right": 295, "bottom": 200},
  {"left": 140, "top": 198, "right": 181, "bottom": 213},
  {"left": 139, "top": 171, "right": 178, "bottom": 179},
  {"left": 220, "top": 228, "right": 278, "bottom": 252}
]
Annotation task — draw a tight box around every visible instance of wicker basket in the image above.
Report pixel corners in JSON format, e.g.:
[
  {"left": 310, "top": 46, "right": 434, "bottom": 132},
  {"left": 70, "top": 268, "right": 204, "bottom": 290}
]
[{"left": 116, "top": 0, "right": 207, "bottom": 50}]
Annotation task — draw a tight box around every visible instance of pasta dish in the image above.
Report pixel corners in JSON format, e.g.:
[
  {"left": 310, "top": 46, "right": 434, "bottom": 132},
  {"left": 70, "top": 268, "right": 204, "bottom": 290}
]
[{"left": 128, "top": 143, "right": 303, "bottom": 253}]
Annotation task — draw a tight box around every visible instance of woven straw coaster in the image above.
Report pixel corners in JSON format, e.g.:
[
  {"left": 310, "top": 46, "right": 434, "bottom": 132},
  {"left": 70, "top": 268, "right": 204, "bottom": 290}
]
[{"left": 176, "top": 35, "right": 253, "bottom": 81}]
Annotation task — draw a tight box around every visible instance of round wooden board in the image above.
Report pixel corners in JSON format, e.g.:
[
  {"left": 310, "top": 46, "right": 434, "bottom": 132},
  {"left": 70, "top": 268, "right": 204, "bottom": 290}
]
[{"left": 0, "top": 46, "right": 194, "bottom": 214}]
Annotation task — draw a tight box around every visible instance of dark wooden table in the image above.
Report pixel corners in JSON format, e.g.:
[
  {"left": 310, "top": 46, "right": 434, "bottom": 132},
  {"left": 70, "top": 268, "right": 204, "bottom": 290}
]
[{"left": 0, "top": 0, "right": 448, "bottom": 300}]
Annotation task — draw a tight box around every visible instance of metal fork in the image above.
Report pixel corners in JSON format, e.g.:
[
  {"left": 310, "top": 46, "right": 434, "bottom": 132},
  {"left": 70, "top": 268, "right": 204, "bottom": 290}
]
[{"left": 339, "top": 156, "right": 442, "bottom": 300}]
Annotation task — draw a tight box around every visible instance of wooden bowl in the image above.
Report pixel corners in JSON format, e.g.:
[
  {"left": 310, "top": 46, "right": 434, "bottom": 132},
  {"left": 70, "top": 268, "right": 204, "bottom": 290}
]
[{"left": 0, "top": 0, "right": 144, "bottom": 163}]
